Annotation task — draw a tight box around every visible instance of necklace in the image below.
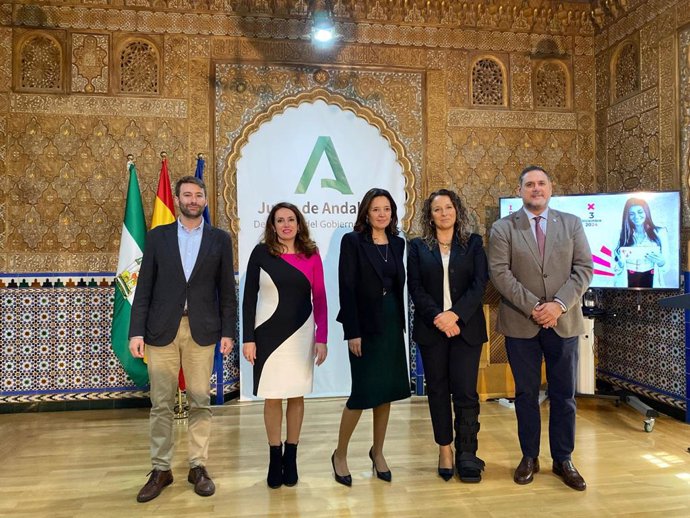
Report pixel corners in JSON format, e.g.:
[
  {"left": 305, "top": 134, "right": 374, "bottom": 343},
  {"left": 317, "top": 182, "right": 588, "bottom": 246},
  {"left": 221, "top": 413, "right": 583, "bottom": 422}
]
[
  {"left": 374, "top": 243, "right": 389, "bottom": 262},
  {"left": 438, "top": 240, "right": 451, "bottom": 249}
]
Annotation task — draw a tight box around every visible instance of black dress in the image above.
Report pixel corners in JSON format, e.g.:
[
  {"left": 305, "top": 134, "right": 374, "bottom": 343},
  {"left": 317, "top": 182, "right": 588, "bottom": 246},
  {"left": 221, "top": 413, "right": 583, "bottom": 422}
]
[{"left": 337, "top": 234, "right": 410, "bottom": 410}]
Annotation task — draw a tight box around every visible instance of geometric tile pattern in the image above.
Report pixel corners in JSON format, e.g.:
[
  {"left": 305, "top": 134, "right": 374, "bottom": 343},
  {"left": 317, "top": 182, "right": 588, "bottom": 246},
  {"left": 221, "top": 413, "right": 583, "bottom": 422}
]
[
  {"left": 596, "top": 288, "right": 686, "bottom": 410},
  {"left": 0, "top": 287, "right": 128, "bottom": 393},
  {"left": 0, "top": 284, "right": 240, "bottom": 404},
  {"left": 598, "top": 371, "right": 686, "bottom": 411}
]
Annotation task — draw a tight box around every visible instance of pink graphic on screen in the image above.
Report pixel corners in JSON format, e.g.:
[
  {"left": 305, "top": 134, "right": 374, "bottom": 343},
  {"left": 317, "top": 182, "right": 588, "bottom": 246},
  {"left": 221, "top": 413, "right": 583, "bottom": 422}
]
[{"left": 592, "top": 245, "right": 615, "bottom": 277}]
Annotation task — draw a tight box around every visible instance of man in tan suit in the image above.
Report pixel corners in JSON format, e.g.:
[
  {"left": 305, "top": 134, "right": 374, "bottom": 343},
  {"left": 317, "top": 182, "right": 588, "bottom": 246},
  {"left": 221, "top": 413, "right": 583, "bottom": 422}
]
[{"left": 488, "top": 166, "right": 592, "bottom": 491}]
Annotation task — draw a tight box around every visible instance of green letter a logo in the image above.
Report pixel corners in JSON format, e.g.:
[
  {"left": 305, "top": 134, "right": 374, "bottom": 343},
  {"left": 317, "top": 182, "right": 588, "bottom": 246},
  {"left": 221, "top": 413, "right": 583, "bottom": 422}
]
[{"left": 295, "top": 136, "right": 353, "bottom": 194}]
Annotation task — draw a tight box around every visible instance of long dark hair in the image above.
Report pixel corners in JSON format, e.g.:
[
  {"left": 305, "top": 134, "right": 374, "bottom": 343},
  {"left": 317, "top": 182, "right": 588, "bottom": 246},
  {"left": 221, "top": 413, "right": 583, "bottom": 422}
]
[
  {"left": 420, "top": 189, "right": 471, "bottom": 248},
  {"left": 263, "top": 202, "right": 318, "bottom": 257},
  {"left": 615, "top": 197, "right": 662, "bottom": 254},
  {"left": 353, "top": 188, "right": 400, "bottom": 238}
]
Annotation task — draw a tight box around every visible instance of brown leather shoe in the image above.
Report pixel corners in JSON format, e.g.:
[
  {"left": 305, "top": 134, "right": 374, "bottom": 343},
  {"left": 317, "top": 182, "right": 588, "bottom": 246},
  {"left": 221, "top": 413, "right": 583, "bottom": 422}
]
[
  {"left": 188, "top": 465, "right": 216, "bottom": 496},
  {"left": 136, "top": 469, "right": 173, "bottom": 503},
  {"left": 552, "top": 460, "right": 586, "bottom": 491},
  {"left": 513, "top": 456, "right": 540, "bottom": 485}
]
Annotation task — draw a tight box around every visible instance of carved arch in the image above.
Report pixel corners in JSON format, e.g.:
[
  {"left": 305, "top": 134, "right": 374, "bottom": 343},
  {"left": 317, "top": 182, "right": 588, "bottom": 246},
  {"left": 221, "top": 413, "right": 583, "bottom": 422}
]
[
  {"left": 470, "top": 55, "right": 508, "bottom": 107},
  {"left": 222, "top": 88, "right": 415, "bottom": 234},
  {"left": 533, "top": 59, "right": 570, "bottom": 110},
  {"left": 15, "top": 31, "right": 64, "bottom": 92},
  {"left": 114, "top": 36, "right": 161, "bottom": 95},
  {"left": 610, "top": 38, "right": 640, "bottom": 103}
]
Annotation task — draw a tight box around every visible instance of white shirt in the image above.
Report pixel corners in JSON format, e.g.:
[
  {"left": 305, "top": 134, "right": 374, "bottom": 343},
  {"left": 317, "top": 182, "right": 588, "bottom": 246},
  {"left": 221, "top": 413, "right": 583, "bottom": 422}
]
[
  {"left": 523, "top": 206, "right": 549, "bottom": 242},
  {"left": 441, "top": 249, "right": 452, "bottom": 311}
]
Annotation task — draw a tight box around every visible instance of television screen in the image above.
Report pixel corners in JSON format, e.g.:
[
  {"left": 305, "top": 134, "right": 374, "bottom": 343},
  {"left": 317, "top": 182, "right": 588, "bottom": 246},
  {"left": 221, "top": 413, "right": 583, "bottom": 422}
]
[{"left": 498, "top": 192, "right": 681, "bottom": 289}]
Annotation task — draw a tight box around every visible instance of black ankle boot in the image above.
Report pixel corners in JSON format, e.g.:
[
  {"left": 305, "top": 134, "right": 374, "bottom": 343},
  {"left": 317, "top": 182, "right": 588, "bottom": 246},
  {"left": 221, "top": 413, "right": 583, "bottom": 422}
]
[
  {"left": 282, "top": 442, "right": 299, "bottom": 486},
  {"left": 267, "top": 443, "right": 283, "bottom": 489}
]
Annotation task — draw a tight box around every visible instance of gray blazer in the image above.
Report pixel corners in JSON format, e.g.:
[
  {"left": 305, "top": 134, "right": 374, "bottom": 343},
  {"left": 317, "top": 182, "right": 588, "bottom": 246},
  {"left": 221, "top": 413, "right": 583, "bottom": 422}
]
[{"left": 488, "top": 208, "right": 592, "bottom": 339}]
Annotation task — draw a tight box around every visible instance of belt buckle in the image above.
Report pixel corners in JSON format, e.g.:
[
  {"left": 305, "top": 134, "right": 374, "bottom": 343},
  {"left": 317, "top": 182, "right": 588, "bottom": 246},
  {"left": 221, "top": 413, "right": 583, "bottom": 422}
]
[{"left": 382, "top": 288, "right": 387, "bottom": 296}]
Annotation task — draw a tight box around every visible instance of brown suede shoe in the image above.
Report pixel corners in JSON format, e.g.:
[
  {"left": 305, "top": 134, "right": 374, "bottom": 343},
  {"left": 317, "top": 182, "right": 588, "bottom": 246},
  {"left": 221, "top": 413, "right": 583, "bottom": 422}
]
[
  {"left": 552, "top": 460, "right": 586, "bottom": 491},
  {"left": 188, "top": 465, "right": 216, "bottom": 496},
  {"left": 136, "top": 469, "right": 173, "bottom": 503},
  {"left": 513, "top": 456, "right": 540, "bottom": 485}
]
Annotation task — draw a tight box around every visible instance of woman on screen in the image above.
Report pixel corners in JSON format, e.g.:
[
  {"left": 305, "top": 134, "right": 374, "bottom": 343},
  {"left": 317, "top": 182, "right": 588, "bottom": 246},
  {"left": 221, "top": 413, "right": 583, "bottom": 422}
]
[{"left": 613, "top": 197, "right": 669, "bottom": 288}]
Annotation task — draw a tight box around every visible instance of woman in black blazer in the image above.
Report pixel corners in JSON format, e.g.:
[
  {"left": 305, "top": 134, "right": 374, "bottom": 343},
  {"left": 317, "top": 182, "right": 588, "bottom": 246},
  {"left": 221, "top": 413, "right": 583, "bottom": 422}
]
[
  {"left": 331, "top": 188, "right": 410, "bottom": 486},
  {"left": 408, "top": 189, "right": 488, "bottom": 483}
]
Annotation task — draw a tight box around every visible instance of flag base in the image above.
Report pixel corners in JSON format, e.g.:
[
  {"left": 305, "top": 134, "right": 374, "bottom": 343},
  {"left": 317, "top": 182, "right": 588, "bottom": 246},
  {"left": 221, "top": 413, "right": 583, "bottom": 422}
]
[{"left": 174, "top": 389, "right": 189, "bottom": 420}]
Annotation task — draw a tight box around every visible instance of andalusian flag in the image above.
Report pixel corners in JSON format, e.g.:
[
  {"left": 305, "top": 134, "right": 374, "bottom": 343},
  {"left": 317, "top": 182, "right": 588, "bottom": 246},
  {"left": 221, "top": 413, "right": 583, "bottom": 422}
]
[{"left": 111, "top": 161, "right": 148, "bottom": 387}]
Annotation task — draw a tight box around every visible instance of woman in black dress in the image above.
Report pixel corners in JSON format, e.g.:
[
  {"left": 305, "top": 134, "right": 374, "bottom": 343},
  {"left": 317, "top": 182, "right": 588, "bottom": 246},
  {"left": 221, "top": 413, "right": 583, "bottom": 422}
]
[
  {"left": 331, "top": 188, "right": 410, "bottom": 486},
  {"left": 407, "top": 189, "right": 488, "bottom": 482}
]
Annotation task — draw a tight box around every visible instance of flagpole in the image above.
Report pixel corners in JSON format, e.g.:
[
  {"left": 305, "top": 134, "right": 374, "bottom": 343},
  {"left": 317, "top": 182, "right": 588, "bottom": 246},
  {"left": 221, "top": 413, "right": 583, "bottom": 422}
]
[
  {"left": 194, "top": 152, "right": 226, "bottom": 405},
  {"left": 154, "top": 151, "right": 189, "bottom": 419}
]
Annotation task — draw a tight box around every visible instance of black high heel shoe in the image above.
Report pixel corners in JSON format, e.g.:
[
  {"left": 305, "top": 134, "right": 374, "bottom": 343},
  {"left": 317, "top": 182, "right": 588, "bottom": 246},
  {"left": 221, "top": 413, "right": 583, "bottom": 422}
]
[
  {"left": 369, "top": 447, "right": 392, "bottom": 482},
  {"left": 438, "top": 452, "right": 454, "bottom": 481},
  {"left": 438, "top": 462, "right": 454, "bottom": 481},
  {"left": 331, "top": 451, "right": 352, "bottom": 487}
]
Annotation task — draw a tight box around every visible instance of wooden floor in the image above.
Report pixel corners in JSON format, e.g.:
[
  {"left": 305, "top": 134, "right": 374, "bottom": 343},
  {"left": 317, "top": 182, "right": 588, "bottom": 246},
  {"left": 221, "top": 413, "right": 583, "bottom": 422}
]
[{"left": 1, "top": 396, "right": 690, "bottom": 517}]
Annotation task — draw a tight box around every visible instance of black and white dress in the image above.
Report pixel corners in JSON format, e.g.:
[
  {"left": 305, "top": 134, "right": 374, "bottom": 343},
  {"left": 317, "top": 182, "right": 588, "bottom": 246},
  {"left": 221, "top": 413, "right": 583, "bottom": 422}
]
[{"left": 242, "top": 243, "right": 328, "bottom": 398}]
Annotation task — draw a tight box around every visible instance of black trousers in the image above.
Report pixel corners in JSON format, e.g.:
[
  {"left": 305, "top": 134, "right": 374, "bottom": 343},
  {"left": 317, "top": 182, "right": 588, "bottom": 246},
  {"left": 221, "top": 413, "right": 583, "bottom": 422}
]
[
  {"left": 418, "top": 335, "right": 483, "bottom": 446},
  {"left": 505, "top": 328, "right": 579, "bottom": 462}
]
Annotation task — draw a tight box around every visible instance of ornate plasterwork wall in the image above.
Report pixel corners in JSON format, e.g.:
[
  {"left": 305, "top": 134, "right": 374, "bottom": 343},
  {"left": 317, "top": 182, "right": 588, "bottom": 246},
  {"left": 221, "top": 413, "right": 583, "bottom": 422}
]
[
  {"left": 595, "top": 0, "right": 680, "bottom": 196},
  {"left": 594, "top": 0, "right": 688, "bottom": 411},
  {"left": 680, "top": 23, "right": 690, "bottom": 227},
  {"left": 5, "top": 1, "right": 595, "bottom": 37},
  {"left": 0, "top": 0, "right": 596, "bottom": 273},
  {"left": 216, "top": 72, "right": 421, "bottom": 235}
]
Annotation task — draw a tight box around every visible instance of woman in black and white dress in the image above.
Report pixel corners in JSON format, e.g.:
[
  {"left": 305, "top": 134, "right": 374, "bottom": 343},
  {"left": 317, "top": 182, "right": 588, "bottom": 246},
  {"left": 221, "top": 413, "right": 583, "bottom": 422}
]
[{"left": 243, "top": 202, "right": 328, "bottom": 489}]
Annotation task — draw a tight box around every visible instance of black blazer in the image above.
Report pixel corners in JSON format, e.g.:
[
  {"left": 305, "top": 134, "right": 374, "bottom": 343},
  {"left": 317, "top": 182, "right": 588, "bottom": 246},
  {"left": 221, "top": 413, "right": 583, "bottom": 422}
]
[
  {"left": 336, "top": 231, "right": 406, "bottom": 340},
  {"left": 407, "top": 234, "right": 488, "bottom": 347},
  {"left": 129, "top": 221, "right": 237, "bottom": 346}
]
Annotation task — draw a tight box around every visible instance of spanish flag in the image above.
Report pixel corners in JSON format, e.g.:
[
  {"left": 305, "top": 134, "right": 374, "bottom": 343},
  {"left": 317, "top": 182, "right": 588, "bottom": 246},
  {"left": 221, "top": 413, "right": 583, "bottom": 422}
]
[{"left": 151, "top": 156, "right": 176, "bottom": 228}]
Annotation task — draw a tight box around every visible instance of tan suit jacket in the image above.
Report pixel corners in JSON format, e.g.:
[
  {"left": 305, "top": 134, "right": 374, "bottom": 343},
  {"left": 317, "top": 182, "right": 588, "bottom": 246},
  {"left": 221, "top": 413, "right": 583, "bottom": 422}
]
[{"left": 488, "top": 208, "right": 593, "bottom": 339}]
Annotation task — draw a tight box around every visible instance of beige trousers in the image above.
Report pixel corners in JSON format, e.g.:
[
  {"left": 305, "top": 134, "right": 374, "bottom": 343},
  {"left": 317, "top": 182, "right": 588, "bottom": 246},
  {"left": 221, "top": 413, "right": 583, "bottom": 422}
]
[{"left": 146, "top": 317, "right": 215, "bottom": 470}]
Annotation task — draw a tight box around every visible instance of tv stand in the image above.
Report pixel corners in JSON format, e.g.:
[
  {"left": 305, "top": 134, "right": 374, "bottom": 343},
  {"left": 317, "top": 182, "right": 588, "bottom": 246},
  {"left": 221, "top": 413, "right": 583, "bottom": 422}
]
[
  {"left": 577, "top": 386, "right": 658, "bottom": 432},
  {"left": 577, "top": 307, "right": 658, "bottom": 433}
]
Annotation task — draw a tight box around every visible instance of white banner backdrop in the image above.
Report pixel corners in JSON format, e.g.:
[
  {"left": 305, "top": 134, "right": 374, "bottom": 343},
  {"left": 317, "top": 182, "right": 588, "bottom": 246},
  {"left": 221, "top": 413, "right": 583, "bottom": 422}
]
[{"left": 237, "top": 99, "right": 407, "bottom": 400}]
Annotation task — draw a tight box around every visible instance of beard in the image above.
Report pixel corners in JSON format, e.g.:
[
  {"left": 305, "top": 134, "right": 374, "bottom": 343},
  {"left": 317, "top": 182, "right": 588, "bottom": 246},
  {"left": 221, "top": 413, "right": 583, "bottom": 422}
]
[{"left": 179, "top": 203, "right": 205, "bottom": 219}]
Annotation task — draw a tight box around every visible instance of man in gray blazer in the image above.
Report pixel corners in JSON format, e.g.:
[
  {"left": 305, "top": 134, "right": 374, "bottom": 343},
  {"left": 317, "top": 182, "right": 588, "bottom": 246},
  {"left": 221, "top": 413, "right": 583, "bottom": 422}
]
[
  {"left": 129, "top": 176, "right": 236, "bottom": 502},
  {"left": 488, "top": 166, "right": 592, "bottom": 491}
]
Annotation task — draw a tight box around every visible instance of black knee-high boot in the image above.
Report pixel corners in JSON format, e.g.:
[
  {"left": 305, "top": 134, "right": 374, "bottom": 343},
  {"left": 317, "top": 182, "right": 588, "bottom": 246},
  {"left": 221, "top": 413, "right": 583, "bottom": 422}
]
[
  {"left": 454, "top": 403, "right": 485, "bottom": 483},
  {"left": 282, "top": 442, "right": 299, "bottom": 486},
  {"left": 267, "top": 443, "right": 283, "bottom": 489}
]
